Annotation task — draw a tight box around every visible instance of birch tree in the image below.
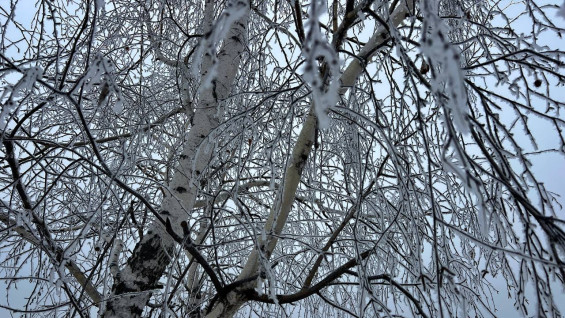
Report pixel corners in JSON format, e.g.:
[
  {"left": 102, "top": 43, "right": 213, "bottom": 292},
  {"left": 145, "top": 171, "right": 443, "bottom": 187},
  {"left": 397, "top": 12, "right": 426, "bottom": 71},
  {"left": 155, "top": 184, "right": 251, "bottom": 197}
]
[{"left": 1, "top": 0, "right": 565, "bottom": 317}]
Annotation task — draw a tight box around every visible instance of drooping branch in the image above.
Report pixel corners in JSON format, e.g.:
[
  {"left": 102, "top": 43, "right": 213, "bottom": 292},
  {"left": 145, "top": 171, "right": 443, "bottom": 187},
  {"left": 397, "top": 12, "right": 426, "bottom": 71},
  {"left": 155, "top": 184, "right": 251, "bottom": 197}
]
[
  {"left": 204, "top": 2, "right": 416, "bottom": 317},
  {"left": 302, "top": 179, "right": 376, "bottom": 288},
  {"left": 1, "top": 141, "right": 103, "bottom": 305}
]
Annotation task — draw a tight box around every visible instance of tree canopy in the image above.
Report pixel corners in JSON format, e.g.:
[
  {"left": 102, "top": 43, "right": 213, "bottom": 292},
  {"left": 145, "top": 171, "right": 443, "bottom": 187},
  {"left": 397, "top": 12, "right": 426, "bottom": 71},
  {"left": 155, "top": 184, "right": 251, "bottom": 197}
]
[{"left": 1, "top": 0, "right": 565, "bottom": 317}]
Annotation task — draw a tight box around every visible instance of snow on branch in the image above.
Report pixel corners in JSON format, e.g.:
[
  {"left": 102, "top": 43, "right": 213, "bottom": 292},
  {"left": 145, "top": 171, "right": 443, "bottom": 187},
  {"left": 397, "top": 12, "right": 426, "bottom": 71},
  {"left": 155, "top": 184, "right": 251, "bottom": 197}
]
[
  {"left": 420, "top": 1, "right": 469, "bottom": 135},
  {"left": 1, "top": 66, "right": 43, "bottom": 130},
  {"left": 301, "top": 0, "right": 340, "bottom": 129},
  {"left": 420, "top": 1, "right": 490, "bottom": 234},
  {"left": 76, "top": 53, "right": 124, "bottom": 113}
]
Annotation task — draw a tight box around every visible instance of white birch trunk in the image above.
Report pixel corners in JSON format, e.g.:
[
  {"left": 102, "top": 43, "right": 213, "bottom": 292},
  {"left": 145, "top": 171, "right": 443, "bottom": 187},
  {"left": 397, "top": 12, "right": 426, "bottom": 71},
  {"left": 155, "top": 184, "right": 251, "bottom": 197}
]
[
  {"left": 102, "top": 1, "right": 249, "bottom": 316},
  {"left": 204, "top": 2, "right": 415, "bottom": 316},
  {"left": 103, "top": 1, "right": 412, "bottom": 316}
]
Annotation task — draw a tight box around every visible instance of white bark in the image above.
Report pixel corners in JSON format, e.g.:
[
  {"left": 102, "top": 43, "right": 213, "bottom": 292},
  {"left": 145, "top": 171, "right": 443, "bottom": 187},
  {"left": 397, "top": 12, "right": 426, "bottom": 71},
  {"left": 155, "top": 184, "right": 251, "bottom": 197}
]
[
  {"left": 5, "top": 0, "right": 565, "bottom": 316},
  {"left": 102, "top": 1, "right": 250, "bottom": 316},
  {"left": 340, "top": 0, "right": 415, "bottom": 92},
  {"left": 204, "top": 2, "right": 415, "bottom": 316},
  {"left": 104, "top": 2, "right": 412, "bottom": 316}
]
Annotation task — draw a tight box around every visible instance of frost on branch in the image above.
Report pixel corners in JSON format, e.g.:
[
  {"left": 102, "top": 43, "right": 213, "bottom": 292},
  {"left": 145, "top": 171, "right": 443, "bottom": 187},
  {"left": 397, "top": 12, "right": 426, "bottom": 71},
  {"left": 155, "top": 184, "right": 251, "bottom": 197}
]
[
  {"left": 420, "top": 2, "right": 490, "bottom": 234},
  {"left": 0, "top": 66, "right": 43, "bottom": 130},
  {"left": 76, "top": 53, "right": 124, "bottom": 113},
  {"left": 420, "top": 2, "right": 469, "bottom": 135},
  {"left": 0, "top": 100, "right": 17, "bottom": 131},
  {"left": 301, "top": 0, "right": 340, "bottom": 129},
  {"left": 95, "top": 0, "right": 105, "bottom": 15},
  {"left": 12, "top": 66, "right": 43, "bottom": 98}
]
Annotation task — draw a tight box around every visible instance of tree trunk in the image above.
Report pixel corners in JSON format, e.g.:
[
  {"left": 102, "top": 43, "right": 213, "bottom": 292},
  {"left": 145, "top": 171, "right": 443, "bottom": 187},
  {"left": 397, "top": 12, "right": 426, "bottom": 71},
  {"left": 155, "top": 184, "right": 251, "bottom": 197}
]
[
  {"left": 202, "top": 2, "right": 416, "bottom": 317},
  {"left": 102, "top": 2, "right": 250, "bottom": 316},
  {"left": 102, "top": 1, "right": 415, "bottom": 316}
]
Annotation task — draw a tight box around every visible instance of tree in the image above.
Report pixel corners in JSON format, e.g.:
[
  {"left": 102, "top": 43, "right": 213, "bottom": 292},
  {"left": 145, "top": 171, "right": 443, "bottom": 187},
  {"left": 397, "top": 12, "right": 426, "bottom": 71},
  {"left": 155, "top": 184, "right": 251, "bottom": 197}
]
[{"left": 1, "top": 0, "right": 565, "bottom": 316}]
